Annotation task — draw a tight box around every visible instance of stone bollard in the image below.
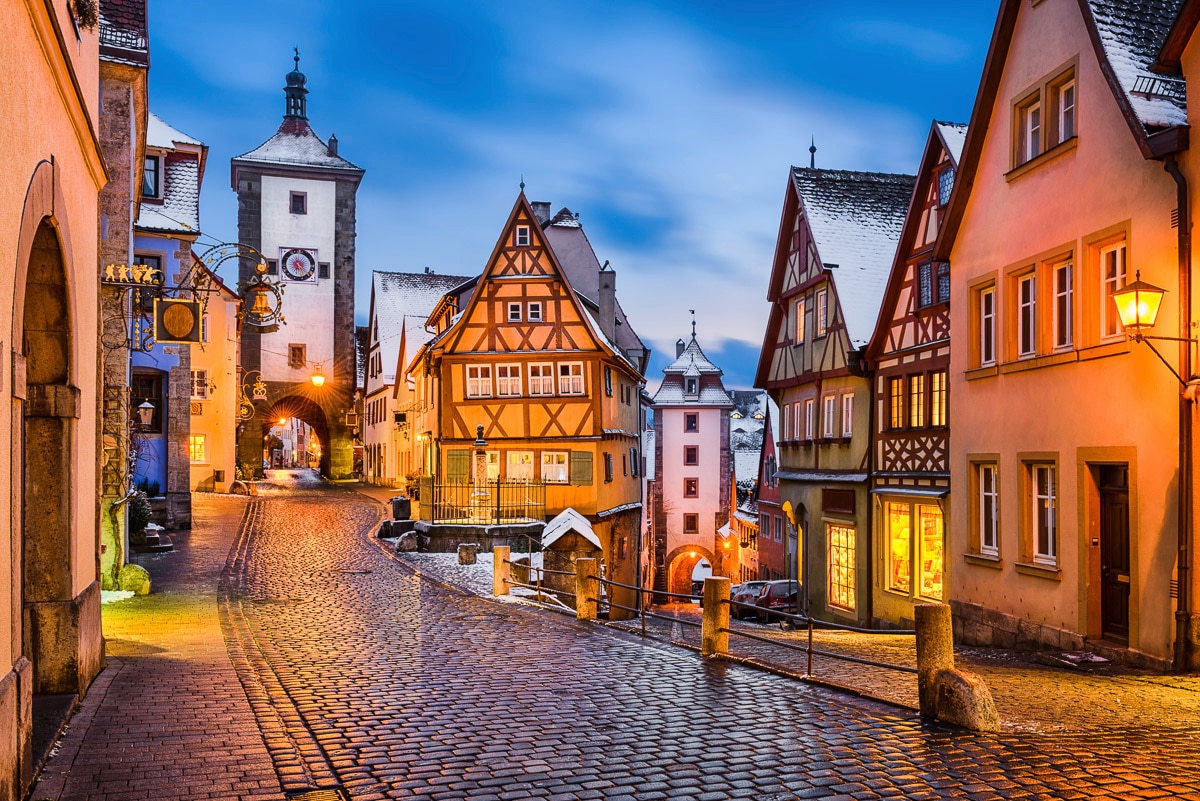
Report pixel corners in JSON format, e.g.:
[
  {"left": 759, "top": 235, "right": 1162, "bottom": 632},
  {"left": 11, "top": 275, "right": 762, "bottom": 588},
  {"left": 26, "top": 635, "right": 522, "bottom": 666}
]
[
  {"left": 493, "top": 546, "right": 511, "bottom": 596},
  {"left": 458, "top": 543, "right": 478, "bottom": 565},
  {"left": 700, "top": 576, "right": 731, "bottom": 656},
  {"left": 935, "top": 668, "right": 1000, "bottom": 732},
  {"left": 915, "top": 603, "right": 955, "bottom": 718},
  {"left": 576, "top": 558, "right": 598, "bottom": 621}
]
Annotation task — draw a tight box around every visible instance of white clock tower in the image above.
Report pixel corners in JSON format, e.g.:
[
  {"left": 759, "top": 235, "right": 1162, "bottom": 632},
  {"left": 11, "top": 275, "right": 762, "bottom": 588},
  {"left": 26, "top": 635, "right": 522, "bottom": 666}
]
[{"left": 231, "top": 53, "right": 364, "bottom": 478}]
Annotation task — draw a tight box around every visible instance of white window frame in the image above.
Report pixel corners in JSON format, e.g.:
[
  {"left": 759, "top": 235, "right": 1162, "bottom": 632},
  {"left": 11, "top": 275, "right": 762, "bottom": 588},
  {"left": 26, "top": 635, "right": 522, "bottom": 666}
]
[
  {"left": 1100, "top": 242, "right": 1127, "bottom": 339},
  {"left": 527, "top": 302, "right": 543, "bottom": 322},
  {"left": 558, "top": 362, "right": 584, "bottom": 396},
  {"left": 1053, "top": 260, "right": 1073, "bottom": 349},
  {"left": 841, "top": 393, "right": 854, "bottom": 438},
  {"left": 980, "top": 286, "right": 996, "bottom": 366},
  {"left": 804, "top": 398, "right": 815, "bottom": 440},
  {"left": 507, "top": 451, "right": 535, "bottom": 482},
  {"left": 466, "top": 365, "right": 492, "bottom": 398},
  {"left": 143, "top": 154, "right": 162, "bottom": 199},
  {"left": 1031, "top": 463, "right": 1057, "bottom": 566},
  {"left": 529, "top": 363, "right": 554, "bottom": 396},
  {"left": 496, "top": 364, "right": 522, "bottom": 397},
  {"left": 541, "top": 451, "right": 569, "bottom": 483},
  {"left": 816, "top": 289, "right": 828, "bottom": 337},
  {"left": 822, "top": 395, "right": 835, "bottom": 439},
  {"left": 1018, "top": 273, "right": 1037, "bottom": 358},
  {"left": 978, "top": 463, "right": 999, "bottom": 557},
  {"left": 190, "top": 369, "right": 209, "bottom": 400},
  {"left": 782, "top": 404, "right": 791, "bottom": 440},
  {"left": 515, "top": 225, "right": 530, "bottom": 246},
  {"left": 1021, "top": 98, "right": 1042, "bottom": 163},
  {"left": 507, "top": 302, "right": 522, "bottom": 323},
  {"left": 1057, "top": 79, "right": 1076, "bottom": 144},
  {"left": 201, "top": 314, "right": 210, "bottom": 343}
]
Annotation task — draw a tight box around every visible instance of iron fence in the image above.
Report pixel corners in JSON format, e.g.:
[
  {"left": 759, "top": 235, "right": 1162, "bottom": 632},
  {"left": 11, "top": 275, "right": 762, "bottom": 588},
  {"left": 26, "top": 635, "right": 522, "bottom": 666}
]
[{"left": 418, "top": 478, "right": 545, "bottom": 525}]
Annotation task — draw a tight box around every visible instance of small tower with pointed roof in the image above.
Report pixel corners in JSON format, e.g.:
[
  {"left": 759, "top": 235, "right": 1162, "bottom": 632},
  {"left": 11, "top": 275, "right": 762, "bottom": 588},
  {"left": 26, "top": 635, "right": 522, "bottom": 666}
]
[
  {"left": 649, "top": 325, "right": 734, "bottom": 599},
  {"left": 231, "top": 54, "right": 365, "bottom": 478}
]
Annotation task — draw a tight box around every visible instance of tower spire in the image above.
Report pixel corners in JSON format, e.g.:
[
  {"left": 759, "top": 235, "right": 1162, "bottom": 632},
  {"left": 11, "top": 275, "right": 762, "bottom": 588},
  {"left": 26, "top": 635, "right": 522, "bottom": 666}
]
[
  {"left": 809, "top": 136, "right": 817, "bottom": 169},
  {"left": 690, "top": 309, "right": 696, "bottom": 338},
  {"left": 284, "top": 48, "right": 309, "bottom": 120}
]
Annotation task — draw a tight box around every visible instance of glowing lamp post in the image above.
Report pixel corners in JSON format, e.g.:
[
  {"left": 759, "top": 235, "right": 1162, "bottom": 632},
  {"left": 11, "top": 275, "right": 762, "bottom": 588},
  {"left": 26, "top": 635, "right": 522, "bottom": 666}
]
[{"left": 1112, "top": 271, "right": 1167, "bottom": 340}]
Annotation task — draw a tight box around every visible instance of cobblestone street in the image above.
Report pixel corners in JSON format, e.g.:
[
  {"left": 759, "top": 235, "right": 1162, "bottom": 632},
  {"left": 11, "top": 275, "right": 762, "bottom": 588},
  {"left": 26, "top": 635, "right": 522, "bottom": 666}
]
[{"left": 38, "top": 474, "right": 1200, "bottom": 799}]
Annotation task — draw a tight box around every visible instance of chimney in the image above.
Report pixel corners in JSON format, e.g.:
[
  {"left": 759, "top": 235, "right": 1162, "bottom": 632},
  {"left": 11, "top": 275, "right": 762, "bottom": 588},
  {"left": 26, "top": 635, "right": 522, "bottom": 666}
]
[
  {"left": 328, "top": 133, "right": 338, "bottom": 156},
  {"left": 598, "top": 267, "right": 616, "bottom": 343},
  {"left": 531, "top": 201, "right": 551, "bottom": 225},
  {"left": 676, "top": 339, "right": 685, "bottom": 358}
]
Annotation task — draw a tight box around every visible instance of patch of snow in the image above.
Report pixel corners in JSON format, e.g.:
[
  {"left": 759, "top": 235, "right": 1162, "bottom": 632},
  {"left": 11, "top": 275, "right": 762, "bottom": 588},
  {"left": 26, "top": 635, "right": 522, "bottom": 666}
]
[{"left": 102, "top": 590, "right": 135, "bottom": 604}]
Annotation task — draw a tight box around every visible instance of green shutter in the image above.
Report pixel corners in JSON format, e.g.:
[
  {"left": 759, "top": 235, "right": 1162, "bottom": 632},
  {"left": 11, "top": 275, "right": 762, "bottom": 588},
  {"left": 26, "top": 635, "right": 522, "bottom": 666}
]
[
  {"left": 569, "top": 451, "right": 592, "bottom": 486},
  {"left": 446, "top": 449, "right": 469, "bottom": 483}
]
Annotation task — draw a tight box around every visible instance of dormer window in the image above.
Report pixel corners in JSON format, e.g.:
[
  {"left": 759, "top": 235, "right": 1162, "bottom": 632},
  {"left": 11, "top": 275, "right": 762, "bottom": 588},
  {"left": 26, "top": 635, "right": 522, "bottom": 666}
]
[
  {"left": 515, "top": 226, "right": 530, "bottom": 246},
  {"left": 143, "top": 155, "right": 162, "bottom": 199},
  {"left": 685, "top": 378, "right": 698, "bottom": 395}
]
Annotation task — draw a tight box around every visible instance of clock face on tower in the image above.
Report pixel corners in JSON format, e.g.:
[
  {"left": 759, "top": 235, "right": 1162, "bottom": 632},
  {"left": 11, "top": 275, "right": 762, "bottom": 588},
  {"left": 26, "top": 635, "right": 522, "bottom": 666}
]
[{"left": 280, "top": 248, "right": 318, "bottom": 282}]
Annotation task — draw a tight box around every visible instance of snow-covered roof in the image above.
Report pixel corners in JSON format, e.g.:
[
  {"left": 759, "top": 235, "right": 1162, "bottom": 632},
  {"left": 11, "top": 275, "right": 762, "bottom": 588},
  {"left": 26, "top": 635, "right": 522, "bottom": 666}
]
[
  {"left": 1086, "top": 0, "right": 1187, "bottom": 130},
  {"left": 371, "top": 271, "right": 471, "bottom": 385},
  {"left": 935, "top": 121, "right": 968, "bottom": 165},
  {"left": 233, "top": 117, "right": 363, "bottom": 173},
  {"left": 662, "top": 336, "right": 723, "bottom": 375},
  {"left": 652, "top": 339, "right": 734, "bottom": 406},
  {"left": 542, "top": 508, "right": 602, "bottom": 550},
  {"left": 147, "top": 113, "right": 201, "bottom": 149},
  {"left": 792, "top": 168, "right": 914, "bottom": 347}
]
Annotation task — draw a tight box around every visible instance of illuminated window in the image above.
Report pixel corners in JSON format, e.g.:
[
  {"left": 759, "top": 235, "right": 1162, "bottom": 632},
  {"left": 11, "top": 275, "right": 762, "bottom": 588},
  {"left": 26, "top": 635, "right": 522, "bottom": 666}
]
[
  {"left": 507, "top": 451, "right": 534, "bottom": 482},
  {"left": 918, "top": 505, "right": 944, "bottom": 599},
  {"left": 909, "top": 374, "right": 925, "bottom": 428},
  {"left": 930, "top": 371, "right": 948, "bottom": 427},
  {"left": 886, "top": 502, "right": 912, "bottom": 594},
  {"left": 466, "top": 365, "right": 492, "bottom": 398},
  {"left": 558, "top": 362, "right": 584, "bottom": 395},
  {"left": 794, "top": 297, "right": 806, "bottom": 343},
  {"left": 541, "top": 452, "right": 568, "bottom": 483},
  {"left": 188, "top": 434, "right": 206, "bottom": 463},
  {"left": 889, "top": 377, "right": 904, "bottom": 430},
  {"left": 529, "top": 363, "right": 554, "bottom": 396},
  {"left": 816, "top": 289, "right": 828, "bottom": 337},
  {"left": 486, "top": 451, "right": 500, "bottom": 481},
  {"left": 827, "top": 523, "right": 856, "bottom": 611}
]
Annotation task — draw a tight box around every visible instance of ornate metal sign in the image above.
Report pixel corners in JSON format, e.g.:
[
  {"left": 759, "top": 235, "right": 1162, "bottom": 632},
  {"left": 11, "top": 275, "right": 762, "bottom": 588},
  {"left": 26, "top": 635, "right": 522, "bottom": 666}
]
[{"left": 195, "top": 242, "right": 286, "bottom": 332}]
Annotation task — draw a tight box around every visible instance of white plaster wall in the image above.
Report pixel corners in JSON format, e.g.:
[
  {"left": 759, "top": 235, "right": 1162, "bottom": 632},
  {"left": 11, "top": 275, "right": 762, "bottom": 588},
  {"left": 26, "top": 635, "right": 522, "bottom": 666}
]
[
  {"left": 661, "top": 406, "right": 725, "bottom": 548},
  {"left": 258, "top": 174, "right": 336, "bottom": 382}
]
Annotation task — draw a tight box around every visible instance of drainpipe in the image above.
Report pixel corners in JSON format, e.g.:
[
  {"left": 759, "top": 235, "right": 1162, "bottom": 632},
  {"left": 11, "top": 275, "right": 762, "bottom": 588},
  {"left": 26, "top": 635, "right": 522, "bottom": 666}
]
[{"left": 1166, "top": 155, "right": 1194, "bottom": 673}]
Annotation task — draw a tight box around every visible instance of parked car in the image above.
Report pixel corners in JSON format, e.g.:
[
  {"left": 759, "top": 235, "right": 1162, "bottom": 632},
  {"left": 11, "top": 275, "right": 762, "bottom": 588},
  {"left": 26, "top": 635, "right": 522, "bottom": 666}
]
[
  {"left": 754, "top": 580, "right": 800, "bottom": 623},
  {"left": 730, "top": 581, "right": 770, "bottom": 619},
  {"left": 691, "top": 580, "right": 705, "bottom": 602}
]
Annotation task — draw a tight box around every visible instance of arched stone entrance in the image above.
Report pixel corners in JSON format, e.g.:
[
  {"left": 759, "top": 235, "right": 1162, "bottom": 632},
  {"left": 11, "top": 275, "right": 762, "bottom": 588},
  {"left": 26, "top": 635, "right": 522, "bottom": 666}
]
[
  {"left": 664, "top": 544, "right": 716, "bottom": 598},
  {"left": 263, "top": 395, "right": 331, "bottom": 476}
]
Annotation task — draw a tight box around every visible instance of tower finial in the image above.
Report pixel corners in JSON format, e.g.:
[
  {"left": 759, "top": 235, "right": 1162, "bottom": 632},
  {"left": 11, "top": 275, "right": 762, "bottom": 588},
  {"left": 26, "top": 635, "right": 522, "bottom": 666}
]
[
  {"left": 294, "top": 46, "right": 300, "bottom": 68},
  {"left": 284, "top": 48, "right": 309, "bottom": 120},
  {"left": 689, "top": 309, "right": 696, "bottom": 338},
  {"left": 809, "top": 136, "right": 817, "bottom": 169},
  {"left": 519, "top": 174, "right": 525, "bottom": 192}
]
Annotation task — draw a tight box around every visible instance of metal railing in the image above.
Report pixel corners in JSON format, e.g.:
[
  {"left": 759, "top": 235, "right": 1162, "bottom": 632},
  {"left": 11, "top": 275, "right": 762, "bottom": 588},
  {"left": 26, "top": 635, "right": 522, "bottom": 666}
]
[{"left": 418, "top": 478, "right": 545, "bottom": 524}]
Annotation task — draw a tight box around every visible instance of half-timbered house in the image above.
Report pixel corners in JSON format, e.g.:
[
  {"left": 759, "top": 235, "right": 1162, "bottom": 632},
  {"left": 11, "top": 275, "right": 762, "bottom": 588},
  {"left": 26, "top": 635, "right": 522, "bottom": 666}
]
[
  {"left": 755, "top": 167, "right": 913, "bottom": 626},
  {"left": 865, "top": 121, "right": 965, "bottom": 627},
  {"left": 407, "top": 194, "right": 648, "bottom": 615}
]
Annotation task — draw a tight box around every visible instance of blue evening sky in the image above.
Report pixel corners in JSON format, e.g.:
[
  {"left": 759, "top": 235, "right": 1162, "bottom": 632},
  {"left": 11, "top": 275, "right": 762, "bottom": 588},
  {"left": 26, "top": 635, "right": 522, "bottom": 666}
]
[{"left": 147, "top": 1, "right": 999, "bottom": 390}]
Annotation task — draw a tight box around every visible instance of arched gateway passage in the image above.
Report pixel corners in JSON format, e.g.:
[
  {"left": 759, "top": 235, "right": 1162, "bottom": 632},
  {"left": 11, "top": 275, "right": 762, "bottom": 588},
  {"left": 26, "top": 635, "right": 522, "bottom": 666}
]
[
  {"left": 665, "top": 544, "right": 716, "bottom": 599},
  {"left": 263, "top": 395, "right": 330, "bottom": 476}
]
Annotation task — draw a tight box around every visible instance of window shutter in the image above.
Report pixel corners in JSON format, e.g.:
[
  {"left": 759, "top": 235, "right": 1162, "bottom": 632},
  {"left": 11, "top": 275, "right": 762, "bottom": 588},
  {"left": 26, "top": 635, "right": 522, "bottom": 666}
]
[
  {"left": 570, "top": 451, "right": 592, "bottom": 485},
  {"left": 446, "top": 449, "right": 469, "bottom": 483}
]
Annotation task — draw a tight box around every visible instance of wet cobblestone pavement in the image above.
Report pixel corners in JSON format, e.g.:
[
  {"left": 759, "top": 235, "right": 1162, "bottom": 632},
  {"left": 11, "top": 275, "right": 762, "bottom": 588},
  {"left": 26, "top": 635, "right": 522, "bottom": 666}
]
[{"left": 38, "top": 474, "right": 1200, "bottom": 799}]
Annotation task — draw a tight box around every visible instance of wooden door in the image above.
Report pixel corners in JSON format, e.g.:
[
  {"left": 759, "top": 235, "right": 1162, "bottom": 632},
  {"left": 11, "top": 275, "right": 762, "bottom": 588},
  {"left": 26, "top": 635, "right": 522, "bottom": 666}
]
[{"left": 1099, "top": 465, "right": 1130, "bottom": 644}]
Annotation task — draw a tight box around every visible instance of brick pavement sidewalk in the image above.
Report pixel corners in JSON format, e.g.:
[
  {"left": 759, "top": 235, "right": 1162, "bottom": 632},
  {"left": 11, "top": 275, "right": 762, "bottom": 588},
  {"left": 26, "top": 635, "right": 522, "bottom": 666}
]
[
  {"left": 358, "top": 496, "right": 1200, "bottom": 735},
  {"left": 32, "top": 495, "right": 285, "bottom": 801}
]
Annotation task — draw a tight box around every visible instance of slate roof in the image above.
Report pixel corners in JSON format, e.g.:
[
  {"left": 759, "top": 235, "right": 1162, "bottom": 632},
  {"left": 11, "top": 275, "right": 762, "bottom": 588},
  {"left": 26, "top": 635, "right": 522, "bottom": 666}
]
[
  {"left": 136, "top": 115, "right": 204, "bottom": 235},
  {"left": 234, "top": 117, "right": 363, "bottom": 174},
  {"left": 792, "top": 168, "right": 914, "bottom": 348},
  {"left": 1085, "top": 0, "right": 1186, "bottom": 130},
  {"left": 652, "top": 336, "right": 734, "bottom": 407},
  {"left": 99, "top": 0, "right": 148, "bottom": 64},
  {"left": 935, "top": 122, "right": 968, "bottom": 165},
  {"left": 372, "top": 271, "right": 473, "bottom": 386}
]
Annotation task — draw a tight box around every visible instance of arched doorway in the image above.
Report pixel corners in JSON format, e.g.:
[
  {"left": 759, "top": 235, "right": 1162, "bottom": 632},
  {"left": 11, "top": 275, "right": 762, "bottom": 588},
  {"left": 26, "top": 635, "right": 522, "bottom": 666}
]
[
  {"left": 20, "top": 220, "right": 80, "bottom": 771},
  {"left": 263, "top": 395, "right": 330, "bottom": 476},
  {"left": 664, "top": 544, "right": 716, "bottom": 598}
]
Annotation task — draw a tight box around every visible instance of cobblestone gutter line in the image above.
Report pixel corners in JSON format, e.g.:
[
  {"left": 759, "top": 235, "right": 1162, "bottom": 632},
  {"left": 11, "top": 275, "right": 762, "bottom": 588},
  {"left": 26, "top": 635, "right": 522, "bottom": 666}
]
[{"left": 219, "top": 499, "right": 344, "bottom": 796}]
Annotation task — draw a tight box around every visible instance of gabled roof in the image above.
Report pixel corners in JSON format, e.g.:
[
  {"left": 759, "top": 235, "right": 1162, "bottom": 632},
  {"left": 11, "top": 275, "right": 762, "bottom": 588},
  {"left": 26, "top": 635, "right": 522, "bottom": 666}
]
[
  {"left": 792, "top": 168, "right": 914, "bottom": 348},
  {"left": 936, "top": 0, "right": 1188, "bottom": 260},
  {"left": 370, "top": 270, "right": 472, "bottom": 387},
  {"left": 147, "top": 113, "right": 202, "bottom": 149},
  {"left": 652, "top": 335, "right": 734, "bottom": 407},
  {"left": 866, "top": 120, "right": 966, "bottom": 362},
  {"left": 136, "top": 114, "right": 206, "bottom": 236},
  {"left": 542, "top": 508, "right": 601, "bottom": 550},
  {"left": 232, "top": 117, "right": 363, "bottom": 177}
]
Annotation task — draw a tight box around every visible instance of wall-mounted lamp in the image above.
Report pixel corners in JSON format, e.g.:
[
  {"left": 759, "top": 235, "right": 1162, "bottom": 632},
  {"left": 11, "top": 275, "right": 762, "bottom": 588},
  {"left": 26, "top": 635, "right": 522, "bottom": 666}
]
[
  {"left": 1112, "top": 270, "right": 1194, "bottom": 386},
  {"left": 137, "top": 400, "right": 155, "bottom": 427}
]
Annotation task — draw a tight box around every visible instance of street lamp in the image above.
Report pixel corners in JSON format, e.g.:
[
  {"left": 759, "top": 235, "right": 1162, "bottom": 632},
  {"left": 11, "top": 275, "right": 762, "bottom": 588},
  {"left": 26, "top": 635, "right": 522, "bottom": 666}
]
[
  {"left": 137, "top": 400, "right": 155, "bottom": 428},
  {"left": 1112, "top": 271, "right": 1168, "bottom": 340},
  {"left": 310, "top": 365, "right": 326, "bottom": 387}
]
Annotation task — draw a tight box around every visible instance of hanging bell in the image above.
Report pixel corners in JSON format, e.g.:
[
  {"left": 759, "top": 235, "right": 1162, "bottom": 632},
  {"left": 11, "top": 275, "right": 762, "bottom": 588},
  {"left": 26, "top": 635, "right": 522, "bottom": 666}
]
[{"left": 248, "top": 287, "right": 272, "bottom": 316}]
